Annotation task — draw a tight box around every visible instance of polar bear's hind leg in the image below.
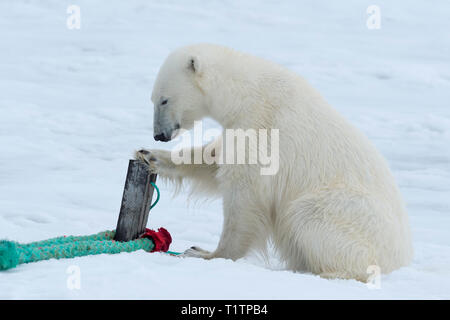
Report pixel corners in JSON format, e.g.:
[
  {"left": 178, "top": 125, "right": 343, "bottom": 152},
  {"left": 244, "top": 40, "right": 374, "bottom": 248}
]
[{"left": 274, "top": 190, "right": 396, "bottom": 282}]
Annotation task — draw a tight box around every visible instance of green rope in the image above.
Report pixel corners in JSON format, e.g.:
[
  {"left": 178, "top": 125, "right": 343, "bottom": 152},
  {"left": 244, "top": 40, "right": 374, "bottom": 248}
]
[
  {"left": 166, "top": 251, "right": 182, "bottom": 256},
  {"left": 150, "top": 181, "right": 160, "bottom": 209},
  {"left": 0, "top": 230, "right": 155, "bottom": 271}
]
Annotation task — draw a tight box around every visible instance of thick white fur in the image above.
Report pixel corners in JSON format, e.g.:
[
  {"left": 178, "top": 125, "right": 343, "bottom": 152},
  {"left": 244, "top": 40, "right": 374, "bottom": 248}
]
[{"left": 136, "top": 43, "right": 413, "bottom": 281}]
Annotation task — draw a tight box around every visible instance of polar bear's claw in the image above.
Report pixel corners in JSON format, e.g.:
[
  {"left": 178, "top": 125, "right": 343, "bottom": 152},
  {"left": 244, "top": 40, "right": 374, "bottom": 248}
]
[
  {"left": 134, "top": 149, "right": 158, "bottom": 171},
  {"left": 181, "top": 246, "right": 212, "bottom": 259}
]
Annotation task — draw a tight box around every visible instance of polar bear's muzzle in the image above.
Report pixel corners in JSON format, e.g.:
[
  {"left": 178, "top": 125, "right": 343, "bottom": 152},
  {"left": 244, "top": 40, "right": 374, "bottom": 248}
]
[
  {"left": 153, "top": 98, "right": 181, "bottom": 142},
  {"left": 153, "top": 123, "right": 180, "bottom": 142}
]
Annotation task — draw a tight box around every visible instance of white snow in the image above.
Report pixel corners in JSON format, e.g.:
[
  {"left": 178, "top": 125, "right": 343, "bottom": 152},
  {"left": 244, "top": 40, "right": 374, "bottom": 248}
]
[{"left": 1, "top": 0, "right": 449, "bottom": 299}]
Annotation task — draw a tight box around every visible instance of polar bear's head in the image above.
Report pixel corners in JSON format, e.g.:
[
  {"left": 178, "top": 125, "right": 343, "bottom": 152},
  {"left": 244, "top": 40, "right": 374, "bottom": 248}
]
[{"left": 151, "top": 47, "right": 209, "bottom": 142}]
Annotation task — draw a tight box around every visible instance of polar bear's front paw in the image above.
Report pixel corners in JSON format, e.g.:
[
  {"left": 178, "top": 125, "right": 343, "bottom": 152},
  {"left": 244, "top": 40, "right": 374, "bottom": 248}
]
[
  {"left": 135, "top": 149, "right": 174, "bottom": 174},
  {"left": 135, "top": 149, "right": 158, "bottom": 173},
  {"left": 181, "top": 246, "right": 212, "bottom": 259}
]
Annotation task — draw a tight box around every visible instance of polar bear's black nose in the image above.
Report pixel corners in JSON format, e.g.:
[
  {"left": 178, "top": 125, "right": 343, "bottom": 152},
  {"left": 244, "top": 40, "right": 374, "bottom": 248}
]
[{"left": 154, "top": 133, "right": 169, "bottom": 142}]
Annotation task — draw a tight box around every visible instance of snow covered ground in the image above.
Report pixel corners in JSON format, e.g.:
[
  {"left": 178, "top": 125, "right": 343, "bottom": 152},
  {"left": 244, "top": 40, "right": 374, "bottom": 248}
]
[{"left": 0, "top": 0, "right": 449, "bottom": 299}]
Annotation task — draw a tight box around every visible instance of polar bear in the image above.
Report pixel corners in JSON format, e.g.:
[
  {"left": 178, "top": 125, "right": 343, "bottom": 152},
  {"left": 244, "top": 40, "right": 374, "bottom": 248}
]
[{"left": 136, "top": 43, "right": 413, "bottom": 281}]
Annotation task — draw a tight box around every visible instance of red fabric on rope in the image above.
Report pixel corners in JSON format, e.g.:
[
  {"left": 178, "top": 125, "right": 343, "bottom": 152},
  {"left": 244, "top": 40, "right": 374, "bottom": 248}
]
[{"left": 141, "top": 228, "right": 172, "bottom": 252}]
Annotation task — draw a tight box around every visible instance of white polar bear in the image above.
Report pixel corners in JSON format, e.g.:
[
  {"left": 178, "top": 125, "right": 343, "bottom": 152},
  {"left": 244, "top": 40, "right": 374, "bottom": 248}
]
[{"left": 136, "top": 43, "right": 413, "bottom": 281}]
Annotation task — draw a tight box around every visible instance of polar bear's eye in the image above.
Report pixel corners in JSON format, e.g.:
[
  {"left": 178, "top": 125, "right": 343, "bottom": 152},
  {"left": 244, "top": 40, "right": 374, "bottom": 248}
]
[{"left": 161, "top": 99, "right": 168, "bottom": 106}]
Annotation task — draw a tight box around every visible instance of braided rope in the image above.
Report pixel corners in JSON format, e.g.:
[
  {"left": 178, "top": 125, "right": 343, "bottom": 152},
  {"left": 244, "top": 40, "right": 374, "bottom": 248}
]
[
  {"left": 0, "top": 230, "right": 154, "bottom": 270},
  {"left": 17, "top": 230, "right": 115, "bottom": 249}
]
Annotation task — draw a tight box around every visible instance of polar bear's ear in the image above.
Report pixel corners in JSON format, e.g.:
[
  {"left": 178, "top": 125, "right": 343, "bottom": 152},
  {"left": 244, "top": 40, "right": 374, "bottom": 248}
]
[{"left": 188, "top": 56, "right": 202, "bottom": 75}]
